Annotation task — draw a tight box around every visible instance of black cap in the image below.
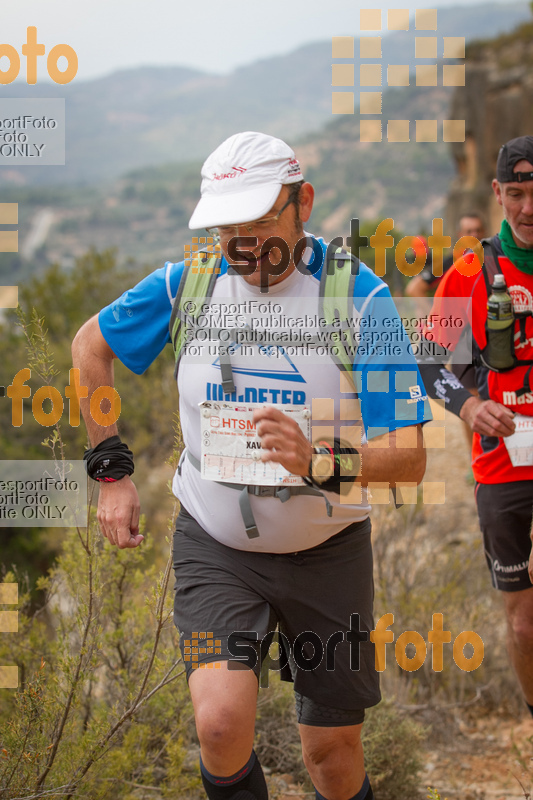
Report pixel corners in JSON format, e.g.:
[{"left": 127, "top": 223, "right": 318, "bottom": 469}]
[{"left": 496, "top": 136, "right": 533, "bottom": 183}]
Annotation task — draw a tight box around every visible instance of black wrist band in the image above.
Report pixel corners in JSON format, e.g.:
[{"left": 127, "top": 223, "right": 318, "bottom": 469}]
[
  {"left": 304, "top": 438, "right": 361, "bottom": 494},
  {"left": 83, "top": 435, "right": 135, "bottom": 483}
]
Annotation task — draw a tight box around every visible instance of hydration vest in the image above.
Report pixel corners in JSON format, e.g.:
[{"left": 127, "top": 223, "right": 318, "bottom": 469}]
[
  {"left": 169, "top": 245, "right": 361, "bottom": 391},
  {"left": 167, "top": 245, "right": 375, "bottom": 539},
  {"left": 477, "top": 237, "right": 533, "bottom": 398}
]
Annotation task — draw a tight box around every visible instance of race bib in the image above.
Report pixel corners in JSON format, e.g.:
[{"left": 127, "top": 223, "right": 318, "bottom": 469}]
[
  {"left": 199, "top": 401, "right": 311, "bottom": 486},
  {"left": 504, "top": 414, "right": 533, "bottom": 467}
]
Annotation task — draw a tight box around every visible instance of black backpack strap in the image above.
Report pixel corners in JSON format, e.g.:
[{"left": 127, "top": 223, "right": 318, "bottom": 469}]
[
  {"left": 516, "top": 364, "right": 533, "bottom": 399},
  {"left": 477, "top": 238, "right": 533, "bottom": 382},
  {"left": 480, "top": 237, "right": 501, "bottom": 294},
  {"left": 219, "top": 345, "right": 236, "bottom": 394}
]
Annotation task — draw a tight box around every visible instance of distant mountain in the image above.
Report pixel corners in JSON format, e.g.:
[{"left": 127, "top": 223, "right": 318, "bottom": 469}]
[
  {"left": 0, "top": 1, "right": 529, "bottom": 188},
  {"left": 300, "top": 85, "right": 457, "bottom": 238},
  {"left": 1, "top": 1, "right": 532, "bottom": 286},
  {"left": 446, "top": 13, "right": 533, "bottom": 233},
  {"left": 0, "top": 79, "right": 474, "bottom": 284}
]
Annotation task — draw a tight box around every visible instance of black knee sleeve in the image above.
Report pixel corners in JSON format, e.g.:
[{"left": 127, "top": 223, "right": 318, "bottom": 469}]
[{"left": 200, "top": 751, "right": 268, "bottom": 800}]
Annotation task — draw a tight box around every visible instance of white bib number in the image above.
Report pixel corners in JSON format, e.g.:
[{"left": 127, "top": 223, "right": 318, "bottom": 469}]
[
  {"left": 504, "top": 414, "right": 533, "bottom": 467},
  {"left": 199, "top": 401, "right": 311, "bottom": 486}
]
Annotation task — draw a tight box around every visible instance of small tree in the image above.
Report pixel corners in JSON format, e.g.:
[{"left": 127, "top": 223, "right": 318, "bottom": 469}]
[{"left": 0, "top": 313, "right": 197, "bottom": 800}]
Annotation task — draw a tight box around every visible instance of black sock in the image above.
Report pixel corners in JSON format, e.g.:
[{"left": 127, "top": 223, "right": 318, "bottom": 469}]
[
  {"left": 527, "top": 702, "right": 533, "bottom": 718},
  {"left": 315, "top": 772, "right": 373, "bottom": 800},
  {"left": 200, "top": 750, "right": 268, "bottom": 799}
]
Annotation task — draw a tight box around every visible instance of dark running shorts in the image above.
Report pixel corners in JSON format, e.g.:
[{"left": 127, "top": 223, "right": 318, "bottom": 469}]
[
  {"left": 172, "top": 506, "right": 380, "bottom": 724},
  {"left": 475, "top": 481, "right": 533, "bottom": 592}
]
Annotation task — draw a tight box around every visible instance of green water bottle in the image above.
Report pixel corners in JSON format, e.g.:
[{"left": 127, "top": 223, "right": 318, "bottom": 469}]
[{"left": 486, "top": 274, "right": 515, "bottom": 370}]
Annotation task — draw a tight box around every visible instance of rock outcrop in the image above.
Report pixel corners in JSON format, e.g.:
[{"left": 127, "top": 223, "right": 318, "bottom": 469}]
[{"left": 446, "top": 20, "right": 533, "bottom": 234}]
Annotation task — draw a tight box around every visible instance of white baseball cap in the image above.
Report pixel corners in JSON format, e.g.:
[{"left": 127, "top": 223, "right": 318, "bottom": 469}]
[{"left": 188, "top": 131, "right": 304, "bottom": 230}]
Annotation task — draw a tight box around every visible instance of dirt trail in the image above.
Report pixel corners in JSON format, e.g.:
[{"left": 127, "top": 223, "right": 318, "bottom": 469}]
[
  {"left": 422, "top": 715, "right": 533, "bottom": 799},
  {"left": 267, "top": 405, "right": 533, "bottom": 800},
  {"left": 418, "top": 405, "right": 533, "bottom": 799}
]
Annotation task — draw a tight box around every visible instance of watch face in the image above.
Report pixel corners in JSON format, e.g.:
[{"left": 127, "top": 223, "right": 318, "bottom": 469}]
[{"left": 311, "top": 449, "right": 334, "bottom": 483}]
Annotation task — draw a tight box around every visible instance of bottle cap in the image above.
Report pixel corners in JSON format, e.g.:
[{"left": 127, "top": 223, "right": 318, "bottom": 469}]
[{"left": 492, "top": 274, "right": 506, "bottom": 288}]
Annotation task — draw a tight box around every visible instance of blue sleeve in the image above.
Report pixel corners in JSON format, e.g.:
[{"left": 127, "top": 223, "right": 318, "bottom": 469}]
[
  {"left": 98, "top": 261, "right": 185, "bottom": 375},
  {"left": 352, "top": 266, "right": 433, "bottom": 438}
]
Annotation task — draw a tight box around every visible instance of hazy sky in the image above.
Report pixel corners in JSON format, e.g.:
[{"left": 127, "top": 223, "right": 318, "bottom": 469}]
[{"left": 0, "top": 0, "right": 516, "bottom": 81}]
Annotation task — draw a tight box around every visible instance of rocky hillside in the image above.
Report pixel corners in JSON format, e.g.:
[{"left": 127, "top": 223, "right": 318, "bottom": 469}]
[
  {"left": 0, "top": 2, "right": 529, "bottom": 189},
  {"left": 446, "top": 15, "right": 533, "bottom": 232}
]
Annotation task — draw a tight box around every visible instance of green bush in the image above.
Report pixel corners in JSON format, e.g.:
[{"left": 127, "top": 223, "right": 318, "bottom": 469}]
[
  {"left": 0, "top": 505, "right": 199, "bottom": 800},
  {"left": 362, "top": 701, "right": 426, "bottom": 799},
  {"left": 255, "top": 675, "right": 426, "bottom": 799},
  {"left": 0, "top": 315, "right": 196, "bottom": 799}
]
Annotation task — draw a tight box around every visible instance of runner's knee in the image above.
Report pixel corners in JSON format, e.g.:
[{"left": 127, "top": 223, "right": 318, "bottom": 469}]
[
  {"left": 195, "top": 703, "right": 253, "bottom": 754},
  {"left": 507, "top": 609, "right": 533, "bottom": 653},
  {"left": 191, "top": 667, "right": 257, "bottom": 756},
  {"left": 301, "top": 725, "right": 363, "bottom": 774}
]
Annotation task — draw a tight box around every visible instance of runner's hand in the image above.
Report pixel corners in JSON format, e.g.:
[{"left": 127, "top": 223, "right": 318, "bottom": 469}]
[
  {"left": 253, "top": 406, "right": 313, "bottom": 476},
  {"left": 460, "top": 396, "right": 516, "bottom": 437},
  {"left": 96, "top": 476, "right": 143, "bottom": 549}
]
